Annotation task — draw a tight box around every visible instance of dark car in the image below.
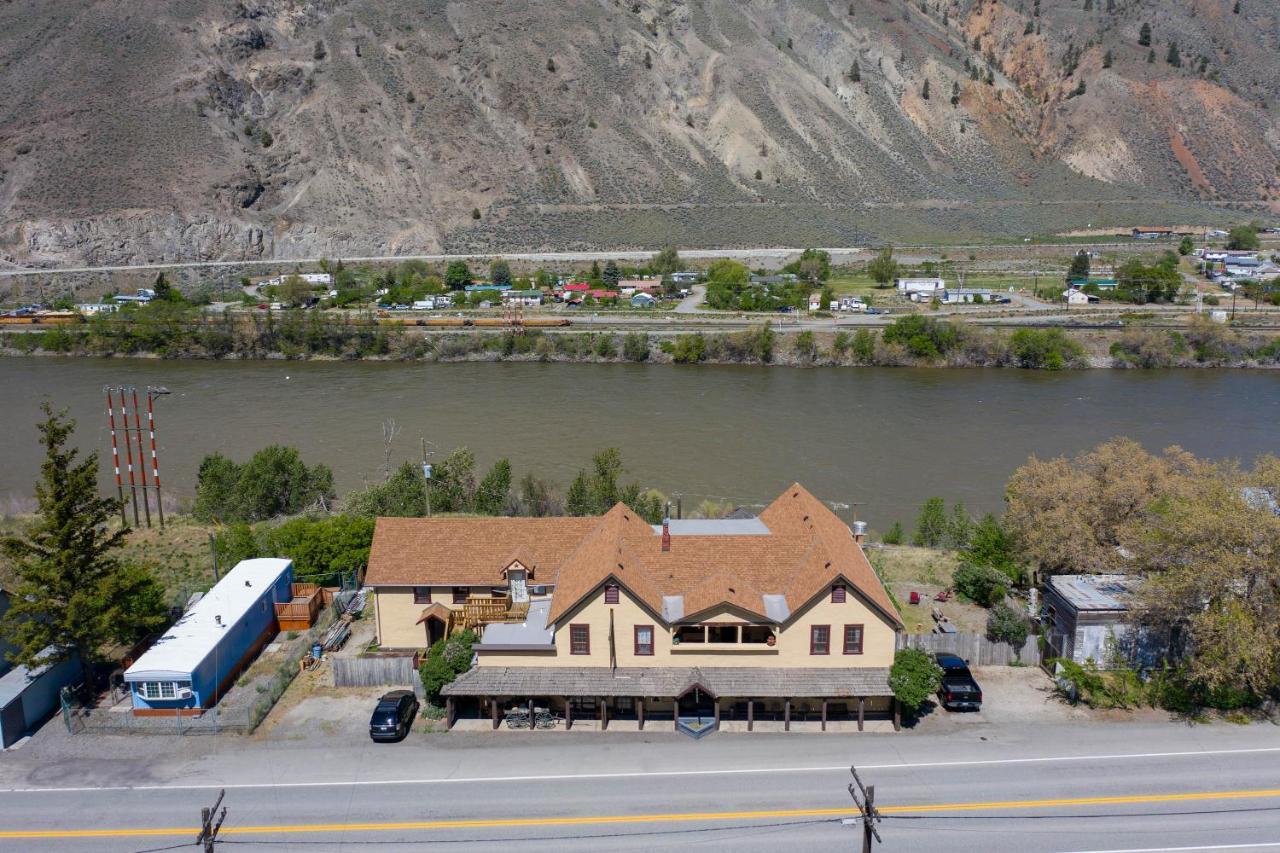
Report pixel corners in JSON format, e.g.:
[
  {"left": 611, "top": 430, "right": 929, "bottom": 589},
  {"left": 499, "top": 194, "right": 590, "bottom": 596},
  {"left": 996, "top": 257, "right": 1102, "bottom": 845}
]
[
  {"left": 369, "top": 690, "right": 419, "bottom": 742},
  {"left": 934, "top": 653, "right": 983, "bottom": 711}
]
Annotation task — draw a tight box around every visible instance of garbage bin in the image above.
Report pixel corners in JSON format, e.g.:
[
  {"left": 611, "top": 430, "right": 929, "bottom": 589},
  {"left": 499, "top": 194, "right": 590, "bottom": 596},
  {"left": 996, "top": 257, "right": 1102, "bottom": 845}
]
[{"left": 312, "top": 643, "right": 323, "bottom": 661}]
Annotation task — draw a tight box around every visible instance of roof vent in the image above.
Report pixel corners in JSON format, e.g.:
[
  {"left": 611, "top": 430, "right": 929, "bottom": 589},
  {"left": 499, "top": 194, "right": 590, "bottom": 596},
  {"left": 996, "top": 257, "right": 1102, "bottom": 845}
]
[
  {"left": 852, "top": 520, "right": 868, "bottom": 544},
  {"left": 661, "top": 519, "right": 671, "bottom": 552},
  {"left": 215, "top": 615, "right": 223, "bottom": 627},
  {"left": 244, "top": 580, "right": 252, "bottom": 587}
]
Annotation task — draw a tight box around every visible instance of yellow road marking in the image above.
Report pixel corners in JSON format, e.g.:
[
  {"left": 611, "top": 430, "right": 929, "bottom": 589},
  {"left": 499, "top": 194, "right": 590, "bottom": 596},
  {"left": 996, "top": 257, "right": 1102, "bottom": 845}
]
[{"left": 3, "top": 787, "right": 1280, "bottom": 840}]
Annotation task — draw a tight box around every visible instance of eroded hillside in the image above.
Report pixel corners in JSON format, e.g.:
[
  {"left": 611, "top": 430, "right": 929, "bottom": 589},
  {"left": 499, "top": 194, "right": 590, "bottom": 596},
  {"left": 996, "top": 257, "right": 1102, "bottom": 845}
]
[{"left": 0, "top": 0, "right": 1276, "bottom": 265}]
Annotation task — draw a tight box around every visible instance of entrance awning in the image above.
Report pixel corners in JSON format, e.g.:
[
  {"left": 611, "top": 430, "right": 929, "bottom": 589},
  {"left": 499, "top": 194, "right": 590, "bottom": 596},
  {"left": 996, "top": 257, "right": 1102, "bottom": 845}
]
[{"left": 415, "top": 603, "right": 454, "bottom": 625}]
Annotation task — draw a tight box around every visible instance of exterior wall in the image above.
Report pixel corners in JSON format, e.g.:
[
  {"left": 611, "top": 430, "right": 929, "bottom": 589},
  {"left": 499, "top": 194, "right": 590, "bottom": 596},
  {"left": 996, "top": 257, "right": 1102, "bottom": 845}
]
[
  {"left": 476, "top": 584, "right": 896, "bottom": 669},
  {"left": 0, "top": 654, "right": 80, "bottom": 748},
  {"left": 374, "top": 586, "right": 503, "bottom": 649}
]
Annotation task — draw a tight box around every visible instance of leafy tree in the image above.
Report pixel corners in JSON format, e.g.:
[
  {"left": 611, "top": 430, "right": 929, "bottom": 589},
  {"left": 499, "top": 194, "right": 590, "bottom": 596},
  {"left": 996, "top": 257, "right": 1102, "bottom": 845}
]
[
  {"left": 278, "top": 274, "right": 312, "bottom": 307},
  {"left": 546, "top": 57, "right": 556, "bottom": 73},
  {"left": 489, "top": 259, "right": 512, "bottom": 288},
  {"left": 786, "top": 248, "right": 832, "bottom": 283},
  {"left": 882, "top": 315, "right": 960, "bottom": 360},
  {"left": 1166, "top": 41, "right": 1181, "bottom": 67},
  {"left": 651, "top": 246, "right": 683, "bottom": 276},
  {"left": 1178, "top": 235, "right": 1194, "bottom": 256},
  {"left": 851, "top": 328, "right": 876, "bottom": 363},
  {"left": 193, "top": 447, "right": 335, "bottom": 523},
  {"left": 445, "top": 261, "right": 473, "bottom": 290},
  {"left": 963, "top": 513, "right": 1021, "bottom": 583},
  {"left": 418, "top": 629, "right": 478, "bottom": 700},
  {"left": 0, "top": 404, "right": 166, "bottom": 689},
  {"left": 793, "top": 330, "right": 817, "bottom": 361},
  {"left": 1009, "top": 328, "right": 1087, "bottom": 370},
  {"left": 945, "top": 501, "right": 973, "bottom": 550},
  {"left": 950, "top": 81, "right": 960, "bottom": 105},
  {"left": 986, "top": 603, "right": 1030, "bottom": 651},
  {"left": 622, "top": 332, "right": 650, "bottom": 362},
  {"left": 564, "top": 448, "right": 663, "bottom": 521},
  {"left": 671, "top": 333, "right": 707, "bottom": 363},
  {"left": 953, "top": 562, "right": 1009, "bottom": 607},
  {"left": 889, "top": 648, "right": 943, "bottom": 712},
  {"left": 1067, "top": 250, "right": 1090, "bottom": 281},
  {"left": 867, "top": 247, "right": 899, "bottom": 287},
  {"left": 912, "top": 497, "right": 948, "bottom": 547},
  {"left": 1138, "top": 22, "right": 1151, "bottom": 46},
  {"left": 882, "top": 521, "right": 904, "bottom": 545},
  {"left": 344, "top": 462, "right": 428, "bottom": 517},
  {"left": 475, "top": 458, "right": 512, "bottom": 516},
  {"left": 921, "top": 78, "right": 930, "bottom": 100},
  {"left": 516, "top": 473, "right": 556, "bottom": 517},
  {"left": 1103, "top": 50, "right": 1113, "bottom": 69},
  {"left": 152, "top": 272, "right": 180, "bottom": 302},
  {"left": 1226, "top": 225, "right": 1260, "bottom": 251},
  {"left": 432, "top": 447, "right": 478, "bottom": 513},
  {"left": 260, "top": 515, "right": 375, "bottom": 585}
]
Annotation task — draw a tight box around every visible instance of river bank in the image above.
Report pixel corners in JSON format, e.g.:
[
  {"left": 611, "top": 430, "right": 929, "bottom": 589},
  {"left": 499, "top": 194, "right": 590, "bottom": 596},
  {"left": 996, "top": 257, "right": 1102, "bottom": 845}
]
[{"left": 5, "top": 320, "right": 1280, "bottom": 370}]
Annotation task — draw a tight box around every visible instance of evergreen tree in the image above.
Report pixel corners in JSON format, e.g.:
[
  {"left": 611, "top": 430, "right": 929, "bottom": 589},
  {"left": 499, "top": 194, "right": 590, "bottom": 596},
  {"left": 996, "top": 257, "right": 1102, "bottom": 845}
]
[
  {"left": 1166, "top": 41, "right": 1181, "bottom": 67},
  {"left": 849, "top": 60, "right": 861, "bottom": 82},
  {"left": 1103, "top": 49, "right": 1113, "bottom": 69},
  {"left": 489, "top": 259, "right": 512, "bottom": 288},
  {"left": 1147, "top": 49, "right": 1155, "bottom": 63},
  {"left": 950, "top": 81, "right": 960, "bottom": 106},
  {"left": 913, "top": 497, "right": 949, "bottom": 547},
  {"left": 602, "top": 260, "right": 622, "bottom": 287},
  {"left": 475, "top": 458, "right": 512, "bottom": 516},
  {"left": 1138, "top": 23, "right": 1151, "bottom": 47},
  {"left": 0, "top": 404, "right": 166, "bottom": 691},
  {"left": 921, "top": 78, "right": 931, "bottom": 100}
]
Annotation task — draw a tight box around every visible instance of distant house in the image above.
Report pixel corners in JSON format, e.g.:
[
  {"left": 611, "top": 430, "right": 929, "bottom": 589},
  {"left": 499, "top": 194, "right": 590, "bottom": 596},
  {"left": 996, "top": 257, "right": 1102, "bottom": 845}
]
[
  {"left": 751, "top": 274, "right": 799, "bottom": 287},
  {"left": 586, "top": 289, "right": 620, "bottom": 301},
  {"left": 620, "top": 279, "right": 662, "bottom": 294},
  {"left": 464, "top": 284, "right": 508, "bottom": 296},
  {"left": 895, "top": 278, "right": 945, "bottom": 301},
  {"left": 112, "top": 288, "right": 155, "bottom": 305},
  {"left": 76, "top": 303, "right": 119, "bottom": 316},
  {"left": 262, "top": 273, "right": 332, "bottom": 287},
  {"left": 1132, "top": 227, "right": 1174, "bottom": 239},
  {"left": 1067, "top": 278, "right": 1118, "bottom": 291},
  {"left": 808, "top": 292, "right": 824, "bottom": 311},
  {"left": 669, "top": 271, "right": 700, "bottom": 285},
  {"left": 1064, "top": 289, "right": 1099, "bottom": 305},
  {"left": 124, "top": 559, "right": 294, "bottom": 715},
  {"left": 0, "top": 589, "right": 81, "bottom": 747},
  {"left": 1042, "top": 575, "right": 1160, "bottom": 669},
  {"left": 941, "top": 288, "right": 993, "bottom": 304},
  {"left": 837, "top": 296, "right": 867, "bottom": 312},
  {"left": 502, "top": 290, "right": 542, "bottom": 307},
  {"left": 630, "top": 292, "right": 657, "bottom": 308}
]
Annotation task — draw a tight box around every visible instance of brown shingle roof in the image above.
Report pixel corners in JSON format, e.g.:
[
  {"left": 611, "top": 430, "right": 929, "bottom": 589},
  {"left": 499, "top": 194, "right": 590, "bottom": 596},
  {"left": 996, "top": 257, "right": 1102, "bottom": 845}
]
[{"left": 366, "top": 484, "right": 902, "bottom": 629}]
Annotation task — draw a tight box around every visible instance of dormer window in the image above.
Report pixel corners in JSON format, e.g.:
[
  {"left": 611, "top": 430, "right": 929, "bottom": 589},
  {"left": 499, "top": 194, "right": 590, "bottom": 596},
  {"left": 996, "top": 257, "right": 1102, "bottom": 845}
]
[{"left": 605, "top": 584, "right": 620, "bottom": 605}]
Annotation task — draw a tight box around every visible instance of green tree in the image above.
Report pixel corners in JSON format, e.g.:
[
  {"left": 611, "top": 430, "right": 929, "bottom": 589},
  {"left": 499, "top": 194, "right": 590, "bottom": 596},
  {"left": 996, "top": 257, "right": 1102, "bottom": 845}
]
[
  {"left": 1166, "top": 41, "right": 1181, "bottom": 67},
  {"left": 793, "top": 330, "right": 817, "bottom": 361},
  {"left": 1226, "top": 225, "right": 1260, "bottom": 251},
  {"left": 889, "top": 648, "right": 943, "bottom": 713},
  {"left": 986, "top": 603, "right": 1030, "bottom": 652},
  {"left": 867, "top": 247, "right": 899, "bottom": 288},
  {"left": 671, "top": 333, "right": 707, "bottom": 363},
  {"left": 489, "top": 259, "right": 512, "bottom": 288},
  {"left": 1009, "top": 328, "right": 1087, "bottom": 370},
  {"left": 787, "top": 248, "right": 832, "bottom": 283},
  {"left": 849, "top": 60, "right": 861, "bottom": 82},
  {"left": 1178, "top": 235, "right": 1194, "bottom": 256},
  {"left": 193, "top": 447, "right": 334, "bottom": 523},
  {"left": 445, "top": 261, "right": 473, "bottom": 290},
  {"left": 912, "top": 497, "right": 948, "bottom": 547},
  {"left": 152, "top": 272, "right": 179, "bottom": 302},
  {"left": 261, "top": 515, "right": 376, "bottom": 585},
  {"left": 0, "top": 404, "right": 166, "bottom": 690},
  {"left": 623, "top": 332, "right": 650, "bottom": 362},
  {"left": 883, "top": 315, "right": 960, "bottom": 360},
  {"left": 418, "top": 629, "right": 478, "bottom": 701},
  {"left": 651, "top": 246, "right": 683, "bottom": 276},
  {"left": 432, "top": 447, "right": 478, "bottom": 512},
  {"left": 1103, "top": 50, "right": 1113, "bottom": 69},
  {"left": 344, "top": 462, "right": 428, "bottom": 517},
  {"left": 945, "top": 501, "right": 973, "bottom": 550},
  {"left": 475, "top": 458, "right": 512, "bottom": 516},
  {"left": 953, "top": 562, "right": 1009, "bottom": 607},
  {"left": 602, "top": 260, "right": 622, "bottom": 287},
  {"left": 851, "top": 328, "right": 877, "bottom": 364},
  {"left": 1138, "top": 22, "right": 1151, "bottom": 46},
  {"left": 882, "top": 521, "right": 904, "bottom": 545},
  {"left": 921, "top": 78, "right": 931, "bottom": 100},
  {"left": 278, "top": 274, "right": 312, "bottom": 307},
  {"left": 963, "top": 513, "right": 1021, "bottom": 582},
  {"left": 1067, "top": 250, "right": 1091, "bottom": 282}
]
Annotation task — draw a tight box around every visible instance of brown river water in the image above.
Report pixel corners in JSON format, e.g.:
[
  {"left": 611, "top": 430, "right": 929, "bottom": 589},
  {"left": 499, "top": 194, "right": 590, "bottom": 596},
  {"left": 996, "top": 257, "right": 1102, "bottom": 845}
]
[{"left": 1, "top": 358, "right": 1276, "bottom": 528}]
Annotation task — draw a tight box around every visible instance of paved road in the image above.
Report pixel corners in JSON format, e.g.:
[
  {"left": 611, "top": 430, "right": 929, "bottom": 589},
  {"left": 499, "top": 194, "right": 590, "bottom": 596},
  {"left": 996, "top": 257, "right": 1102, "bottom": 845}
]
[{"left": 3, "top": 721, "right": 1279, "bottom": 851}]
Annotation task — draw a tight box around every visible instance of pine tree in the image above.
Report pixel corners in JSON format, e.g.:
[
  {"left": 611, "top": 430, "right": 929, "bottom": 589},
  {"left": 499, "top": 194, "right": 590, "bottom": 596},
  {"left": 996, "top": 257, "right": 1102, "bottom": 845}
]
[
  {"left": 0, "top": 405, "right": 166, "bottom": 692},
  {"left": 849, "top": 60, "right": 861, "bottom": 82},
  {"left": 1166, "top": 41, "right": 1181, "bottom": 67},
  {"left": 921, "top": 78, "right": 931, "bottom": 99},
  {"left": 475, "top": 459, "right": 512, "bottom": 516},
  {"left": 546, "top": 57, "right": 557, "bottom": 73},
  {"left": 951, "top": 81, "right": 960, "bottom": 105},
  {"left": 1138, "top": 23, "right": 1151, "bottom": 47},
  {"left": 1147, "top": 49, "right": 1155, "bottom": 63},
  {"left": 1103, "top": 49, "right": 1113, "bottom": 69}
]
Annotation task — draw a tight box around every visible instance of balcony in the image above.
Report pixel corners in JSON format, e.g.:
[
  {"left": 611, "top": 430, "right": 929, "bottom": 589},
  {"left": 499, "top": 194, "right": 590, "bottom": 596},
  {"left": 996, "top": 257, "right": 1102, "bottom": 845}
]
[{"left": 459, "top": 596, "right": 530, "bottom": 631}]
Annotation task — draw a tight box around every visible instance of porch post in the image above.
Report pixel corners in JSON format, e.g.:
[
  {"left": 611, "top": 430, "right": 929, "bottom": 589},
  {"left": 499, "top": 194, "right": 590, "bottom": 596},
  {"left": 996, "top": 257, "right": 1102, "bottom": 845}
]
[
  {"left": 565, "top": 696, "right": 572, "bottom": 731},
  {"left": 893, "top": 698, "right": 901, "bottom": 732},
  {"left": 491, "top": 696, "right": 499, "bottom": 730},
  {"left": 528, "top": 698, "right": 534, "bottom": 734},
  {"left": 637, "top": 697, "right": 645, "bottom": 731},
  {"left": 858, "top": 696, "right": 865, "bottom": 732},
  {"left": 821, "top": 698, "right": 828, "bottom": 732},
  {"left": 713, "top": 697, "right": 720, "bottom": 731},
  {"left": 445, "top": 696, "right": 456, "bottom": 730},
  {"left": 784, "top": 698, "right": 791, "bottom": 732},
  {"left": 673, "top": 697, "right": 678, "bottom": 731},
  {"left": 747, "top": 699, "right": 754, "bottom": 732},
  {"left": 601, "top": 697, "right": 609, "bottom": 731}
]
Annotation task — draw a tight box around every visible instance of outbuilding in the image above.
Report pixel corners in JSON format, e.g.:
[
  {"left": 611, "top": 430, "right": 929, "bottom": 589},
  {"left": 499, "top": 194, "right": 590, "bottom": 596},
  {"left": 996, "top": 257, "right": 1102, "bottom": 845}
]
[
  {"left": 1042, "top": 574, "right": 1159, "bottom": 669},
  {"left": 0, "top": 590, "right": 81, "bottom": 748},
  {"left": 630, "top": 292, "right": 657, "bottom": 308},
  {"left": 124, "top": 558, "right": 293, "bottom": 715}
]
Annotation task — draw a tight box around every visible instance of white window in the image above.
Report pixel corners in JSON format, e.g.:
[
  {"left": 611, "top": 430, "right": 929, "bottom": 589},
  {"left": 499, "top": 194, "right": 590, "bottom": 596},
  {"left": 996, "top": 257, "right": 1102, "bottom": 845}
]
[{"left": 138, "top": 681, "right": 189, "bottom": 700}]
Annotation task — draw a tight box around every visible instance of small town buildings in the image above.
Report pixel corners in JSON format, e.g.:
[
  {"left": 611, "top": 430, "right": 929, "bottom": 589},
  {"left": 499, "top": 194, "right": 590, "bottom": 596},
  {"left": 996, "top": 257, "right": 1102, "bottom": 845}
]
[
  {"left": 1042, "top": 575, "right": 1158, "bottom": 669},
  {"left": 124, "top": 558, "right": 294, "bottom": 715},
  {"left": 112, "top": 288, "right": 155, "bottom": 305},
  {"left": 619, "top": 279, "right": 663, "bottom": 294},
  {"left": 366, "top": 485, "right": 905, "bottom": 734},
  {"left": 808, "top": 292, "right": 824, "bottom": 311},
  {"left": 836, "top": 296, "right": 867, "bottom": 313},
  {"left": 0, "top": 589, "right": 81, "bottom": 747},
  {"left": 630, "top": 292, "right": 657, "bottom": 308},
  {"left": 669, "top": 271, "right": 700, "bottom": 286},
  {"left": 1064, "top": 289, "right": 1099, "bottom": 305},
  {"left": 1132, "top": 227, "right": 1174, "bottom": 240},
  {"left": 895, "top": 278, "right": 945, "bottom": 301},
  {"left": 261, "top": 273, "right": 333, "bottom": 287},
  {"left": 940, "top": 288, "right": 993, "bottom": 304},
  {"left": 751, "top": 274, "right": 799, "bottom": 287},
  {"left": 1067, "top": 278, "right": 1118, "bottom": 291},
  {"left": 502, "top": 290, "right": 542, "bottom": 307},
  {"left": 76, "top": 303, "right": 119, "bottom": 316},
  {"left": 464, "top": 284, "right": 508, "bottom": 296}
]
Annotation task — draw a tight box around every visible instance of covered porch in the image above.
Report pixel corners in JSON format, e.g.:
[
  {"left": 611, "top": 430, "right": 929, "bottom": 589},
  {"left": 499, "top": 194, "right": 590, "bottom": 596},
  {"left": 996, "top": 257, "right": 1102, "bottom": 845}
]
[{"left": 440, "top": 666, "right": 899, "bottom": 735}]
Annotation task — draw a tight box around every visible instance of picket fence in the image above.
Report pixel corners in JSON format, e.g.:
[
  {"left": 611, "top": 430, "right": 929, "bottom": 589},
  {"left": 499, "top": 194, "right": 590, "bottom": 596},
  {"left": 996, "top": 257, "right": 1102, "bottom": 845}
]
[{"left": 897, "top": 632, "right": 1040, "bottom": 666}]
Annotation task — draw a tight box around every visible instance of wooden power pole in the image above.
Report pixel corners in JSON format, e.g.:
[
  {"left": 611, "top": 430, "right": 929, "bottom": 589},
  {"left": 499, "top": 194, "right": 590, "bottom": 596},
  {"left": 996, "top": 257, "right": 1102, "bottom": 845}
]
[
  {"left": 197, "top": 789, "right": 227, "bottom": 852},
  {"left": 846, "top": 766, "right": 882, "bottom": 852}
]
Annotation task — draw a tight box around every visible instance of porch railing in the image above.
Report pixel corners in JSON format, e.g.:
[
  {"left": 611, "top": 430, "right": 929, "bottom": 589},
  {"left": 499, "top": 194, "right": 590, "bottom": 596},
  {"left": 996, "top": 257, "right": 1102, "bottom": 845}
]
[{"left": 460, "top": 597, "right": 530, "bottom": 630}]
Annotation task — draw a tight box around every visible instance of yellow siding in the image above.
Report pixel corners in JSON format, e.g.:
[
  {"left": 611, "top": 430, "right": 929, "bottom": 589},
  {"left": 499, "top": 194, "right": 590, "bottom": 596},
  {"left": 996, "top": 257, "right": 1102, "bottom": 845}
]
[
  {"left": 476, "top": 586, "right": 896, "bottom": 668},
  {"left": 374, "top": 586, "right": 500, "bottom": 649}
]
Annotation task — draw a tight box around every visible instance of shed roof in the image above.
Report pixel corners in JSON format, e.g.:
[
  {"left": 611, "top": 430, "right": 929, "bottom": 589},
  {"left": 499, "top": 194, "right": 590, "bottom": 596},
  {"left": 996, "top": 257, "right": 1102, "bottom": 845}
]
[
  {"left": 124, "top": 558, "right": 292, "bottom": 682},
  {"left": 1047, "top": 574, "right": 1137, "bottom": 612},
  {"left": 441, "top": 665, "right": 892, "bottom": 697}
]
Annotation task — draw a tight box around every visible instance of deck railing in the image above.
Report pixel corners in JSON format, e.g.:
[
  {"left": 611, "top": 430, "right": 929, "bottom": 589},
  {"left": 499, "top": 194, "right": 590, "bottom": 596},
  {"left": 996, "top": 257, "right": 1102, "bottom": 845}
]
[
  {"left": 460, "top": 597, "right": 530, "bottom": 630},
  {"left": 274, "top": 583, "right": 325, "bottom": 630}
]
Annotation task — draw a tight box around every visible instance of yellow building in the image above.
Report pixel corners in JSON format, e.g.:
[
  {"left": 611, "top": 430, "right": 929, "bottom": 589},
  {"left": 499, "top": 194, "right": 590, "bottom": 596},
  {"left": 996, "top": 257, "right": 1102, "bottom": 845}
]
[{"left": 365, "top": 484, "right": 904, "bottom": 734}]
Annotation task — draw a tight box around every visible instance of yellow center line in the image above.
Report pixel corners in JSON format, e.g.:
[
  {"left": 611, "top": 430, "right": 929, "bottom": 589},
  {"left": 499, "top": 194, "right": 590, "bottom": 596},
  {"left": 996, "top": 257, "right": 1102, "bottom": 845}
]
[{"left": 3, "top": 787, "right": 1279, "bottom": 840}]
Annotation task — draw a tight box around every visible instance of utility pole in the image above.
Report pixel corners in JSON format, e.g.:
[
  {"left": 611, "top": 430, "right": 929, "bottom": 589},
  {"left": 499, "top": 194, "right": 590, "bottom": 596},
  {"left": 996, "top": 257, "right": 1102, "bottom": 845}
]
[
  {"left": 420, "top": 438, "right": 436, "bottom": 516},
  {"left": 196, "top": 789, "right": 227, "bottom": 852},
  {"left": 845, "top": 765, "right": 882, "bottom": 852}
]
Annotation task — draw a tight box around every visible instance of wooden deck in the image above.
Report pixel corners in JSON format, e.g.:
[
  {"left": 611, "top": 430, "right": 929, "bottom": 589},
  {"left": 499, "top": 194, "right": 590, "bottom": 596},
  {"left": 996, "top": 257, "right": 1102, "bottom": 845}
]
[
  {"left": 459, "top": 597, "right": 530, "bottom": 631},
  {"left": 275, "top": 583, "right": 325, "bottom": 631}
]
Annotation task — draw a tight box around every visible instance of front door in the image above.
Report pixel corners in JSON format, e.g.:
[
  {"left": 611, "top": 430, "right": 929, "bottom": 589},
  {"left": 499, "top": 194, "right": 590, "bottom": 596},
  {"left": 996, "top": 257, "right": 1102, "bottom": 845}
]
[
  {"left": 508, "top": 570, "right": 529, "bottom": 604},
  {"left": 425, "top": 616, "right": 446, "bottom": 647}
]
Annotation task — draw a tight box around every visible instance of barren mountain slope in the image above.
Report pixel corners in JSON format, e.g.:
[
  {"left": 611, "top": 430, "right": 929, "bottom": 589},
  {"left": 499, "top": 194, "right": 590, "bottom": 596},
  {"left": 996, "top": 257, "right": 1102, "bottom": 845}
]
[{"left": 0, "top": 0, "right": 1276, "bottom": 266}]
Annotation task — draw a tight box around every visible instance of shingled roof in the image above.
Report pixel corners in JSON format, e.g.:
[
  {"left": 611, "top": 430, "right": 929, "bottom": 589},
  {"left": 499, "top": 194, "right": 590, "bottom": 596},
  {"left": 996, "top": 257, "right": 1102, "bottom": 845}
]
[
  {"left": 441, "top": 665, "right": 894, "bottom": 698},
  {"left": 366, "top": 484, "right": 902, "bottom": 629}
]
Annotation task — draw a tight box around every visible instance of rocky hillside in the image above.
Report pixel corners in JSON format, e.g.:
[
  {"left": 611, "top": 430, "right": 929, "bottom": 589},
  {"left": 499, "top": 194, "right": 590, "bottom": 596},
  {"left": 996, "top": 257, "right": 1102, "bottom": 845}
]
[{"left": 0, "top": 0, "right": 1276, "bottom": 266}]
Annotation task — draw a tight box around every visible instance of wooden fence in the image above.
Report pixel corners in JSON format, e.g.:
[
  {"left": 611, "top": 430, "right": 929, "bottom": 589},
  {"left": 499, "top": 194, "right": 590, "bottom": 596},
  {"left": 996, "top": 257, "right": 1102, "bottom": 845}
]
[
  {"left": 897, "top": 632, "right": 1040, "bottom": 667},
  {"left": 332, "top": 654, "right": 422, "bottom": 695}
]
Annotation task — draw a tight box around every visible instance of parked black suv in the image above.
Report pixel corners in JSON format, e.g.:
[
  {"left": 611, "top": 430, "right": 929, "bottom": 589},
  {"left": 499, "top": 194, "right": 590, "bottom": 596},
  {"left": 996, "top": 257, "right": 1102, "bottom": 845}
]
[
  {"left": 934, "top": 653, "right": 983, "bottom": 711},
  {"left": 369, "top": 690, "right": 419, "bottom": 742}
]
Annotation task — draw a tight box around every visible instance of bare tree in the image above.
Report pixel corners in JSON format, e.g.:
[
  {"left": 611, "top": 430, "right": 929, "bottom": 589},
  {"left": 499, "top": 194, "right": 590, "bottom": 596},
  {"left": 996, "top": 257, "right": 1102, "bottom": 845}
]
[{"left": 381, "top": 418, "right": 402, "bottom": 480}]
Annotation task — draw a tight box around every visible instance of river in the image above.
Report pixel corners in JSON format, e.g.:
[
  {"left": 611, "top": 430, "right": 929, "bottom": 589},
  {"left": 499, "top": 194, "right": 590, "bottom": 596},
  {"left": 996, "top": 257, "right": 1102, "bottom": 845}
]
[{"left": 1, "top": 358, "right": 1276, "bottom": 526}]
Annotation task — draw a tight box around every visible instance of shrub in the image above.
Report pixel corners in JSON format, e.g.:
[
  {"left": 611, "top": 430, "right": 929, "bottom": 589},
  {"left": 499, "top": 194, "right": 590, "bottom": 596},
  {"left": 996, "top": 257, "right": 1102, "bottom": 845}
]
[
  {"left": 1009, "top": 328, "right": 1086, "bottom": 370},
  {"left": 418, "top": 629, "right": 478, "bottom": 701},
  {"left": 671, "top": 333, "right": 706, "bottom": 363},
  {"left": 882, "top": 315, "right": 959, "bottom": 360},
  {"left": 793, "top": 330, "right": 817, "bottom": 361},
  {"left": 882, "top": 521, "right": 904, "bottom": 545},
  {"left": 953, "top": 562, "right": 1008, "bottom": 607},
  {"left": 986, "top": 603, "right": 1030, "bottom": 651},
  {"left": 622, "top": 332, "right": 649, "bottom": 362},
  {"left": 912, "top": 497, "right": 948, "bottom": 547},
  {"left": 889, "top": 648, "right": 942, "bottom": 712},
  {"left": 963, "top": 513, "right": 1022, "bottom": 584},
  {"left": 193, "top": 446, "right": 335, "bottom": 523}
]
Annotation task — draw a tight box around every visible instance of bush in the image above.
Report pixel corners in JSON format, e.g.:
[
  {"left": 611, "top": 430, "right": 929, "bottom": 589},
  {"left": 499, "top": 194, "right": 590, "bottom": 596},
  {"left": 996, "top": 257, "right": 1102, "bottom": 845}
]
[
  {"left": 889, "top": 648, "right": 942, "bottom": 712},
  {"left": 986, "top": 603, "right": 1030, "bottom": 650},
  {"left": 671, "top": 333, "right": 706, "bottom": 363},
  {"left": 1009, "top": 328, "right": 1086, "bottom": 370},
  {"left": 962, "top": 513, "right": 1022, "bottom": 584},
  {"left": 912, "top": 497, "right": 948, "bottom": 547},
  {"left": 953, "top": 562, "right": 1008, "bottom": 607},
  {"left": 882, "top": 521, "right": 904, "bottom": 545},
  {"left": 418, "top": 629, "right": 478, "bottom": 701},
  {"left": 622, "top": 332, "right": 649, "bottom": 362},
  {"left": 882, "top": 316, "right": 959, "bottom": 360},
  {"left": 193, "top": 446, "right": 335, "bottom": 523}
]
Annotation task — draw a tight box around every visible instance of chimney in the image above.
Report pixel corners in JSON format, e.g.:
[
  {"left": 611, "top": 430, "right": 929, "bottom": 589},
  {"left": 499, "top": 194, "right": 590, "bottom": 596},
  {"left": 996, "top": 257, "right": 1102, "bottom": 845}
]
[
  {"left": 852, "top": 520, "right": 867, "bottom": 545},
  {"left": 661, "top": 519, "right": 671, "bottom": 552}
]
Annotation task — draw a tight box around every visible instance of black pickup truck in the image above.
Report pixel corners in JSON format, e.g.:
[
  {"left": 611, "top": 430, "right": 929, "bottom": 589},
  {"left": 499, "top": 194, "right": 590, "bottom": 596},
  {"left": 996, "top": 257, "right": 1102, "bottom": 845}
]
[{"left": 934, "top": 653, "right": 983, "bottom": 711}]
